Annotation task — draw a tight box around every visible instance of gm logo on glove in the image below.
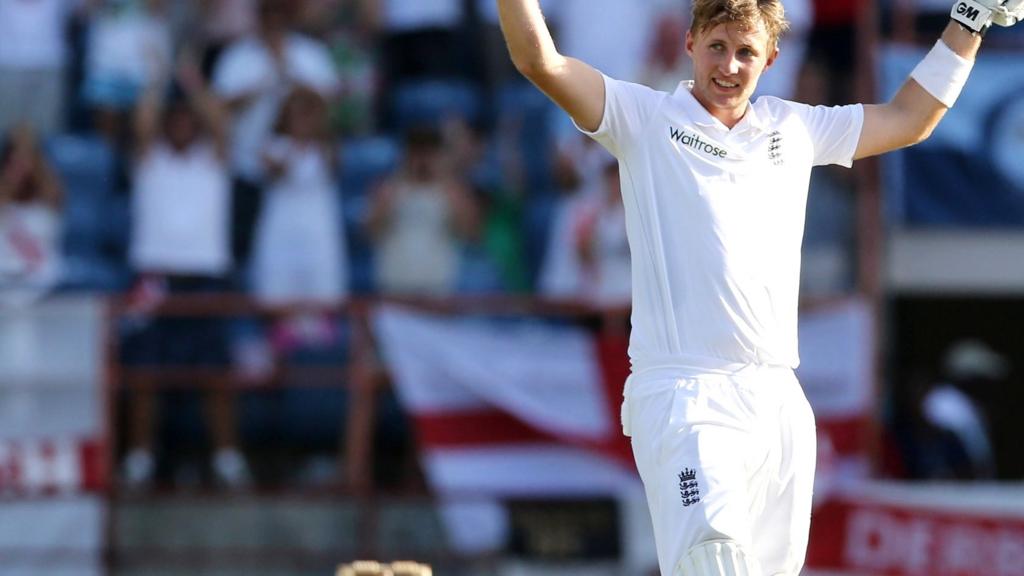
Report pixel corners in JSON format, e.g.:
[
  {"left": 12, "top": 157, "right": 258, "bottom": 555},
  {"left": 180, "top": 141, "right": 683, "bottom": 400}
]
[{"left": 956, "top": 1, "right": 983, "bottom": 22}]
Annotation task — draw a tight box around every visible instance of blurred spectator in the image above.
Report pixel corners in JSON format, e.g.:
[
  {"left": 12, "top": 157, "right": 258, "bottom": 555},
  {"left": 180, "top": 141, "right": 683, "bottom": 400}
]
[
  {"left": 0, "top": 125, "right": 63, "bottom": 307},
  {"left": 82, "top": 0, "right": 174, "bottom": 145},
  {"left": 575, "top": 159, "right": 630, "bottom": 307},
  {"left": 640, "top": 12, "right": 693, "bottom": 93},
  {"left": 122, "top": 54, "right": 249, "bottom": 488},
  {"left": 754, "top": 0, "right": 812, "bottom": 100},
  {"left": 0, "top": 0, "right": 84, "bottom": 135},
  {"left": 252, "top": 86, "right": 347, "bottom": 305},
  {"left": 366, "top": 125, "right": 480, "bottom": 296},
  {"left": 808, "top": 0, "right": 859, "bottom": 105},
  {"left": 537, "top": 141, "right": 614, "bottom": 299},
  {"left": 445, "top": 117, "right": 528, "bottom": 293},
  {"left": 917, "top": 340, "right": 1007, "bottom": 480},
  {"left": 212, "top": 0, "right": 340, "bottom": 264},
  {"left": 305, "top": 0, "right": 379, "bottom": 136},
  {"left": 250, "top": 87, "right": 347, "bottom": 353},
  {"left": 796, "top": 57, "right": 855, "bottom": 296}
]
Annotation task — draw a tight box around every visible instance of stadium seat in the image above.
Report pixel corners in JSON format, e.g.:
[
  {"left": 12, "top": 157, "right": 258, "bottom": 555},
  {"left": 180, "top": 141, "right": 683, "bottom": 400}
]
[
  {"left": 496, "top": 81, "right": 558, "bottom": 193},
  {"left": 46, "top": 134, "right": 123, "bottom": 290},
  {"left": 391, "top": 80, "right": 482, "bottom": 131},
  {"left": 339, "top": 136, "right": 401, "bottom": 294}
]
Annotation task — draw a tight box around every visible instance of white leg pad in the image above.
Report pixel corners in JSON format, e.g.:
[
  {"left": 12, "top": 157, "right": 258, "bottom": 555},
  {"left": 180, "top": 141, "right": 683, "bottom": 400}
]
[{"left": 675, "top": 540, "right": 762, "bottom": 576}]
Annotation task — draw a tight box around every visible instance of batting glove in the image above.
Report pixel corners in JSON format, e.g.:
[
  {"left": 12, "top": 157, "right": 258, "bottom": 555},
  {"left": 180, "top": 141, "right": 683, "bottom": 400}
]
[
  {"left": 992, "top": 0, "right": 1024, "bottom": 26},
  {"left": 950, "top": 0, "right": 1020, "bottom": 34}
]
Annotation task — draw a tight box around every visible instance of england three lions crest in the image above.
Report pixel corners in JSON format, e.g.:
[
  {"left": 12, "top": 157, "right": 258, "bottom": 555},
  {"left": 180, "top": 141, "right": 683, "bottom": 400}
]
[
  {"left": 768, "top": 130, "right": 784, "bottom": 166},
  {"left": 678, "top": 468, "right": 700, "bottom": 507}
]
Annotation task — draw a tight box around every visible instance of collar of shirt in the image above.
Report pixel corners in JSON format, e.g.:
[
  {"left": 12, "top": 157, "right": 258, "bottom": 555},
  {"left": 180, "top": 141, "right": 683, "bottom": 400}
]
[{"left": 673, "top": 81, "right": 768, "bottom": 136}]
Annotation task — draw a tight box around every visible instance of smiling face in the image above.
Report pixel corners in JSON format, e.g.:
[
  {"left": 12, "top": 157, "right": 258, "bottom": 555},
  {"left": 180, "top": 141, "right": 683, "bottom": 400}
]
[{"left": 686, "top": 20, "right": 778, "bottom": 128}]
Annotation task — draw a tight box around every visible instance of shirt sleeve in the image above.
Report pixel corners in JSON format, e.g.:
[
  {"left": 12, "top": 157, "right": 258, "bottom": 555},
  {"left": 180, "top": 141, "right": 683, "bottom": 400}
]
[
  {"left": 575, "top": 75, "right": 666, "bottom": 158},
  {"left": 794, "top": 102, "right": 864, "bottom": 168}
]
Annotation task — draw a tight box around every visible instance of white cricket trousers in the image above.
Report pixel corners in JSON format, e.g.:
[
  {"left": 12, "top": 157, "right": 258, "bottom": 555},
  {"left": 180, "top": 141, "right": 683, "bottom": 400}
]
[{"left": 622, "top": 361, "right": 816, "bottom": 576}]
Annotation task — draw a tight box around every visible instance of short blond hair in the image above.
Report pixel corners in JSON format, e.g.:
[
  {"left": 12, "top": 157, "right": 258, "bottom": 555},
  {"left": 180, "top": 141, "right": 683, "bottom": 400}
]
[{"left": 689, "top": 0, "right": 789, "bottom": 50}]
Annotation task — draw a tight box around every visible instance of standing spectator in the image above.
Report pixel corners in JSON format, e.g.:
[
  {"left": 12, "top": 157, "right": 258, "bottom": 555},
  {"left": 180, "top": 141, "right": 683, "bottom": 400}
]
[
  {"left": 537, "top": 140, "right": 612, "bottom": 299},
  {"left": 211, "top": 0, "right": 340, "bottom": 265},
  {"left": 0, "top": 125, "right": 63, "bottom": 307},
  {"left": 82, "top": 0, "right": 174, "bottom": 145},
  {"left": 575, "top": 159, "right": 630, "bottom": 307},
  {"left": 754, "top": 0, "right": 813, "bottom": 100},
  {"left": 122, "top": 54, "right": 249, "bottom": 488},
  {"left": 250, "top": 86, "right": 347, "bottom": 351},
  {"left": 0, "top": 0, "right": 83, "bottom": 135},
  {"left": 918, "top": 340, "right": 1008, "bottom": 480},
  {"left": 366, "top": 126, "right": 480, "bottom": 296}
]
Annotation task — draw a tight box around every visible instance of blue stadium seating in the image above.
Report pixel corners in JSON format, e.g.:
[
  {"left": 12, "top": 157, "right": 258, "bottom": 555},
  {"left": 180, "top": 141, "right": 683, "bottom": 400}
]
[
  {"left": 391, "top": 80, "right": 483, "bottom": 131},
  {"left": 496, "top": 82, "right": 559, "bottom": 194},
  {"left": 46, "top": 133, "right": 130, "bottom": 291},
  {"left": 339, "top": 136, "right": 401, "bottom": 294}
]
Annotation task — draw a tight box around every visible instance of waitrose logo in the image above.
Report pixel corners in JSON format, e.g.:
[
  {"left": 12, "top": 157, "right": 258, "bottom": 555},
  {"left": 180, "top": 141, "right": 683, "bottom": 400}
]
[{"left": 668, "top": 127, "right": 728, "bottom": 159}]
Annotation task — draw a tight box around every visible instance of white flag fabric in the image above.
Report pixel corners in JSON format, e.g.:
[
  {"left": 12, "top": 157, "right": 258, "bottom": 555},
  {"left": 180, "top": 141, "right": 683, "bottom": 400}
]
[
  {"left": 372, "top": 298, "right": 874, "bottom": 554},
  {"left": 373, "top": 306, "right": 638, "bottom": 499}
]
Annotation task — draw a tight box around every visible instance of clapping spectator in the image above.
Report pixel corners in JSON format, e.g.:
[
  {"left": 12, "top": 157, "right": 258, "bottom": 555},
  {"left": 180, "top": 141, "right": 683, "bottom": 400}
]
[
  {"left": 122, "top": 52, "right": 249, "bottom": 488},
  {"left": 211, "top": 0, "right": 340, "bottom": 264},
  {"left": 367, "top": 126, "right": 480, "bottom": 296},
  {"left": 250, "top": 87, "right": 347, "bottom": 351},
  {"left": 0, "top": 125, "right": 63, "bottom": 307}
]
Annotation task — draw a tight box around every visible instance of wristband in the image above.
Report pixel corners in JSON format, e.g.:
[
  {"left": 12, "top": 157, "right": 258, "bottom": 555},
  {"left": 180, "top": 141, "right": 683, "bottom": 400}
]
[{"left": 910, "top": 39, "right": 975, "bottom": 108}]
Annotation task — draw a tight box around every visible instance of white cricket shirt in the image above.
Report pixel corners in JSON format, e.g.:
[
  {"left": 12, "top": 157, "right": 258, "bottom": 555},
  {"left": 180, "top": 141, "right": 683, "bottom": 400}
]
[{"left": 579, "top": 76, "right": 863, "bottom": 370}]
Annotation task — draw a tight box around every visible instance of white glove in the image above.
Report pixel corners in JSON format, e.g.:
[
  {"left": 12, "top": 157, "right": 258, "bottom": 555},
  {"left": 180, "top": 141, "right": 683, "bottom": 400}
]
[
  {"left": 951, "top": 0, "right": 1024, "bottom": 34},
  {"left": 992, "top": 0, "right": 1024, "bottom": 26}
]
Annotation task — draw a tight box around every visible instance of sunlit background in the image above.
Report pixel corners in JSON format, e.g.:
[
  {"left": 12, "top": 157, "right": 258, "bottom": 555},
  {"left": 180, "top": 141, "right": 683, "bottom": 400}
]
[{"left": 1, "top": 1, "right": 1022, "bottom": 575}]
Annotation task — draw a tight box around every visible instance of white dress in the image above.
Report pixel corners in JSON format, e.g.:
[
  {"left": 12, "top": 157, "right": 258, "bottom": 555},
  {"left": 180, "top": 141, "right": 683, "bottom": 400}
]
[{"left": 251, "top": 138, "right": 347, "bottom": 303}]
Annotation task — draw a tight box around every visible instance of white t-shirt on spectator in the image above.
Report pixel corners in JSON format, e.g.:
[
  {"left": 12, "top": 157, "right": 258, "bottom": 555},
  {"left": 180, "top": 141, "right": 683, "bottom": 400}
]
[
  {"left": 131, "top": 142, "right": 232, "bottom": 276},
  {"left": 213, "top": 34, "right": 340, "bottom": 181},
  {"left": 251, "top": 137, "right": 347, "bottom": 304},
  {"left": 382, "top": 0, "right": 462, "bottom": 32},
  {"left": 578, "top": 75, "right": 863, "bottom": 369},
  {"left": 0, "top": 0, "right": 75, "bottom": 69}
]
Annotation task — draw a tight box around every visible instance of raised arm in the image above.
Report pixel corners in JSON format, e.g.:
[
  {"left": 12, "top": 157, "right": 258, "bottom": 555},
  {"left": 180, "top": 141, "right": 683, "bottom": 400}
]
[
  {"left": 497, "top": 0, "right": 606, "bottom": 132},
  {"left": 855, "top": 0, "right": 1024, "bottom": 160},
  {"left": 176, "top": 51, "right": 230, "bottom": 159}
]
